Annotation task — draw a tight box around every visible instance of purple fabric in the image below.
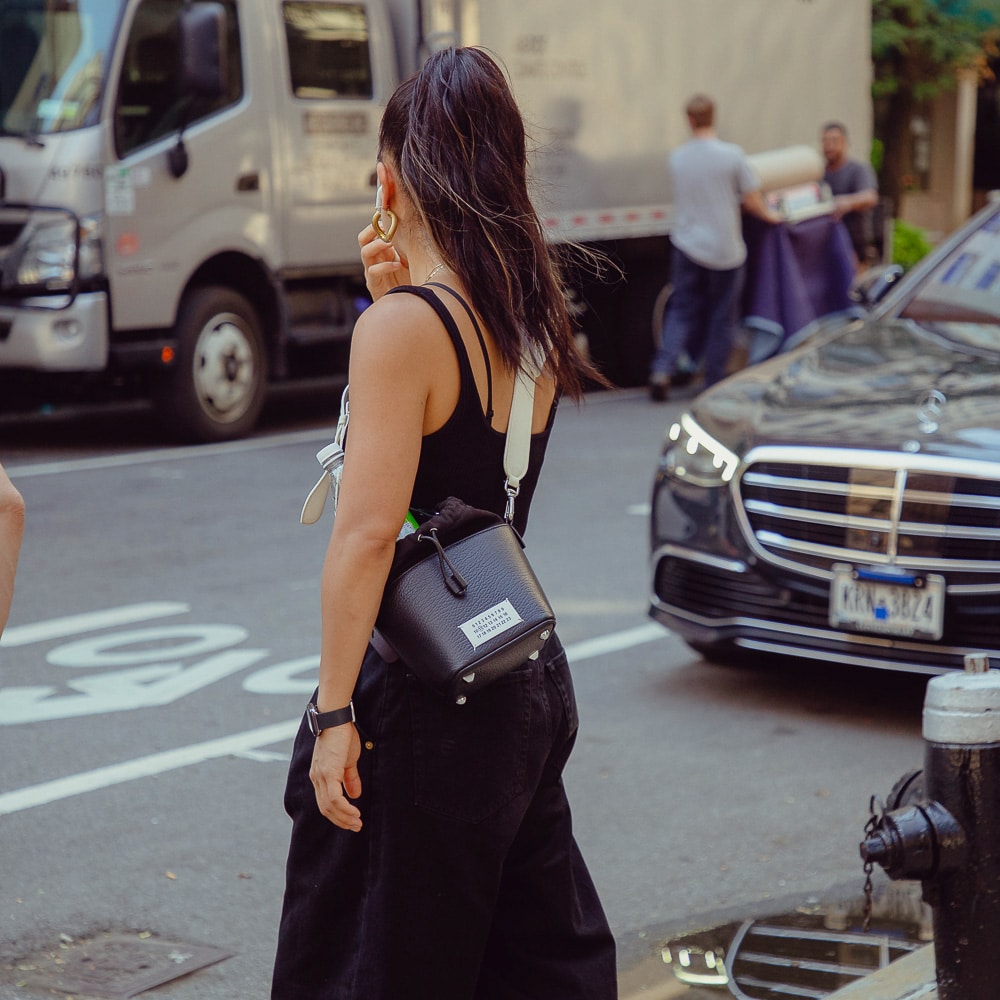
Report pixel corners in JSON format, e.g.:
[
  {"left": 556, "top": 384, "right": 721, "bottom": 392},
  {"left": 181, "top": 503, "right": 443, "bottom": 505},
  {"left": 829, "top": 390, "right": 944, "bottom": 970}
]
[{"left": 742, "top": 213, "right": 856, "bottom": 355}]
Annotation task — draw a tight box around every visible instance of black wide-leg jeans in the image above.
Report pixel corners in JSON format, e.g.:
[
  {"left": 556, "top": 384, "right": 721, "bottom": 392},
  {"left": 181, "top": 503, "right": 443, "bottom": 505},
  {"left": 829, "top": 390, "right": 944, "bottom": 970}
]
[{"left": 271, "top": 635, "right": 617, "bottom": 999}]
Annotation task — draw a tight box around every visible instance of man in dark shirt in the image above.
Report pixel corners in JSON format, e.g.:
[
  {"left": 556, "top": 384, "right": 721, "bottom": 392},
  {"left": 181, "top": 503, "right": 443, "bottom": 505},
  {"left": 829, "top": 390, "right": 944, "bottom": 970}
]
[{"left": 822, "top": 122, "right": 879, "bottom": 270}]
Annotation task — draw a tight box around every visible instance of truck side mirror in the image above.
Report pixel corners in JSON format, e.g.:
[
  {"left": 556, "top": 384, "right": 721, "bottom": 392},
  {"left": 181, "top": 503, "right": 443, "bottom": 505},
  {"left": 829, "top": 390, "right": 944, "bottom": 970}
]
[
  {"left": 168, "top": 3, "right": 226, "bottom": 179},
  {"left": 178, "top": 2, "right": 227, "bottom": 101}
]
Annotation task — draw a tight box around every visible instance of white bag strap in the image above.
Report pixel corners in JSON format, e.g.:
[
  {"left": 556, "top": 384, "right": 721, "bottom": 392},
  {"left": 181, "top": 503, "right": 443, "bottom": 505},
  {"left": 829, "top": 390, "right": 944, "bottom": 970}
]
[
  {"left": 301, "top": 340, "right": 545, "bottom": 526},
  {"left": 502, "top": 349, "right": 543, "bottom": 524},
  {"left": 299, "top": 386, "right": 349, "bottom": 525}
]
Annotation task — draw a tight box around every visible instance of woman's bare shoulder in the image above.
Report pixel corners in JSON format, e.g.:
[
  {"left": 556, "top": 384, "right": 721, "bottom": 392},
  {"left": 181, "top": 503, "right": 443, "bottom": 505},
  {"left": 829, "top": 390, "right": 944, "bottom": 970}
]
[
  {"left": 351, "top": 290, "right": 451, "bottom": 362},
  {"left": 347, "top": 288, "right": 455, "bottom": 403}
]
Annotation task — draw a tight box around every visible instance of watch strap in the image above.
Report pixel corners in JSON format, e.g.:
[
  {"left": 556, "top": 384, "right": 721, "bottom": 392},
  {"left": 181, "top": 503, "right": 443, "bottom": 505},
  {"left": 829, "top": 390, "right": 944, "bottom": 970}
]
[{"left": 306, "top": 700, "right": 355, "bottom": 736}]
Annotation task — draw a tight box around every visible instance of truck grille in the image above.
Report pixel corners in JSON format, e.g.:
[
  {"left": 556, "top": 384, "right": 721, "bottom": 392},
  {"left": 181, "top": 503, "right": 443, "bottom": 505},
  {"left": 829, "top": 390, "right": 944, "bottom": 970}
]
[{"left": 738, "top": 450, "right": 1000, "bottom": 577}]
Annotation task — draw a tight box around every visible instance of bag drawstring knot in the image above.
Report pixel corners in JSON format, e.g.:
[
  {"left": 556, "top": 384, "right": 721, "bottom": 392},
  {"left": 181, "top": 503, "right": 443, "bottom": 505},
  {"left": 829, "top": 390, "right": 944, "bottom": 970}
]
[{"left": 418, "top": 528, "right": 468, "bottom": 596}]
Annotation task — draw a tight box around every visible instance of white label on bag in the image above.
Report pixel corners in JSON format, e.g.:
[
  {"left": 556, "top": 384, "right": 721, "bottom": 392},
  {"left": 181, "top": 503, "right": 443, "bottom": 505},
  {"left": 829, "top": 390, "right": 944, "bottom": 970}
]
[{"left": 459, "top": 600, "right": 523, "bottom": 649}]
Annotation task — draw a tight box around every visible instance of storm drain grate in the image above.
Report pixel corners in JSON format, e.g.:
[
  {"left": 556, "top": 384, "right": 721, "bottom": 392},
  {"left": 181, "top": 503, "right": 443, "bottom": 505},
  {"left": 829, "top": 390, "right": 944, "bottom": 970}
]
[{"left": 10, "top": 932, "right": 233, "bottom": 999}]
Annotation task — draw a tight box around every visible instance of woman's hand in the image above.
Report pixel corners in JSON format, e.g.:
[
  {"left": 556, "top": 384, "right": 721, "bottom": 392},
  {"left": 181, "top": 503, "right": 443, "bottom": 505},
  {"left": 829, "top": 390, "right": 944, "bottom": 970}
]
[
  {"left": 309, "top": 723, "right": 363, "bottom": 831},
  {"left": 359, "top": 223, "right": 410, "bottom": 300}
]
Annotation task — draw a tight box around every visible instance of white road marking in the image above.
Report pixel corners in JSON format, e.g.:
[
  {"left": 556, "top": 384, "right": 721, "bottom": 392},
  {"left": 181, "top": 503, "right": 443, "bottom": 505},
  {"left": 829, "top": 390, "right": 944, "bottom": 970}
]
[
  {"left": 0, "top": 602, "right": 190, "bottom": 648},
  {"left": 3, "top": 390, "right": 642, "bottom": 481},
  {"left": 565, "top": 623, "right": 667, "bottom": 661},
  {"left": 0, "top": 623, "right": 668, "bottom": 816},
  {"left": 4, "top": 428, "right": 333, "bottom": 479},
  {"left": 0, "top": 719, "right": 301, "bottom": 816},
  {"left": 0, "top": 648, "right": 269, "bottom": 725}
]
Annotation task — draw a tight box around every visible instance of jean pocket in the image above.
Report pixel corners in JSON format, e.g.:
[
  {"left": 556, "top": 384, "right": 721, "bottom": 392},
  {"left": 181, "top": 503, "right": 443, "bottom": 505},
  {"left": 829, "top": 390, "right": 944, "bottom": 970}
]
[
  {"left": 545, "top": 646, "right": 579, "bottom": 738},
  {"left": 408, "top": 668, "right": 532, "bottom": 823}
]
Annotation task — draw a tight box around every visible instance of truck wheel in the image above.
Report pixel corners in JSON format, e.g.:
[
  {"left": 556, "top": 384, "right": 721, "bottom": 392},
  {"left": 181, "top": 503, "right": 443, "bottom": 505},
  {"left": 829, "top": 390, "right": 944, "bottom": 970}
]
[{"left": 155, "top": 286, "right": 267, "bottom": 442}]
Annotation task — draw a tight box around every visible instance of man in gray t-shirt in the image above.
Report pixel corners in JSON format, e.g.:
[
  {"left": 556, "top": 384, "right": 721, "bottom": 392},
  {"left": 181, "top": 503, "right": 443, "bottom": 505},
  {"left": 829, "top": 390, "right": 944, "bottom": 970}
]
[
  {"left": 821, "top": 122, "right": 879, "bottom": 269},
  {"left": 649, "top": 94, "right": 780, "bottom": 400}
]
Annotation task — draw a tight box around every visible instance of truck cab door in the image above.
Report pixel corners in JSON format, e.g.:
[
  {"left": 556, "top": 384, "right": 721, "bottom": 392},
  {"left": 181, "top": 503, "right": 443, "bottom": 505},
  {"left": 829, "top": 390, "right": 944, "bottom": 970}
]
[
  {"left": 106, "top": 0, "right": 266, "bottom": 333},
  {"left": 275, "top": 1, "right": 394, "bottom": 269}
]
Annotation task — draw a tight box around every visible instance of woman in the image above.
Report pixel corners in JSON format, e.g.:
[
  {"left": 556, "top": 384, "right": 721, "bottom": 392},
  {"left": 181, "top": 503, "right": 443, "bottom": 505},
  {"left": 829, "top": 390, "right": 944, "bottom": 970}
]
[{"left": 272, "top": 47, "right": 617, "bottom": 1000}]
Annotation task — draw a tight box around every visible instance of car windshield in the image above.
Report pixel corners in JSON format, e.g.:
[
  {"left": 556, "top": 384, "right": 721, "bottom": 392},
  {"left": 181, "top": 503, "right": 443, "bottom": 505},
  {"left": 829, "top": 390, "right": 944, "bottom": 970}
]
[
  {"left": 0, "top": 0, "right": 123, "bottom": 137},
  {"left": 899, "top": 207, "right": 1000, "bottom": 349}
]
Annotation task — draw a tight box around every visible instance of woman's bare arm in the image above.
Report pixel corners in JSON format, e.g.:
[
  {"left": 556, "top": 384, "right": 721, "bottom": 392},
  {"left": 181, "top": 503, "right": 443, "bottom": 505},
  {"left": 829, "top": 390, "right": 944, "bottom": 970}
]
[
  {"left": 307, "top": 290, "right": 450, "bottom": 830},
  {"left": 0, "top": 464, "right": 25, "bottom": 635}
]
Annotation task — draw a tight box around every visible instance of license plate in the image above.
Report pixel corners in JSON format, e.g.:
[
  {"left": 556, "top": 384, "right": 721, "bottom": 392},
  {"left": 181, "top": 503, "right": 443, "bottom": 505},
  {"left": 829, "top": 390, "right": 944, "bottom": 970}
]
[{"left": 829, "top": 564, "right": 945, "bottom": 640}]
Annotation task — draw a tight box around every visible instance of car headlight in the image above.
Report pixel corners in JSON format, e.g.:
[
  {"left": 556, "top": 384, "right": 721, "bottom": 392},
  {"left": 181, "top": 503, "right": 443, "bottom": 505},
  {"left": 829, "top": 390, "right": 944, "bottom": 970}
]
[
  {"left": 664, "top": 413, "right": 740, "bottom": 486},
  {"left": 16, "top": 212, "right": 104, "bottom": 290}
]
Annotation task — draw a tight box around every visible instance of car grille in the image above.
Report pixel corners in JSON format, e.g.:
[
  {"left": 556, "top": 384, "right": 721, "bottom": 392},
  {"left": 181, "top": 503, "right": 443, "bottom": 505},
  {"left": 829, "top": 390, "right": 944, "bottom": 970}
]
[
  {"left": 738, "top": 450, "right": 1000, "bottom": 578},
  {"left": 653, "top": 557, "right": 999, "bottom": 650},
  {"left": 724, "top": 918, "right": 923, "bottom": 999},
  {"left": 661, "top": 895, "right": 931, "bottom": 1000}
]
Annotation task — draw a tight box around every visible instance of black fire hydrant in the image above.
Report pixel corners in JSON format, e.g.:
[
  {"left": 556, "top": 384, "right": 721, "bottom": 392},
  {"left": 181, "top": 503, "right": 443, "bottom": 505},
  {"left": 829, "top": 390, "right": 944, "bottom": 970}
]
[{"left": 860, "top": 654, "right": 1000, "bottom": 1000}]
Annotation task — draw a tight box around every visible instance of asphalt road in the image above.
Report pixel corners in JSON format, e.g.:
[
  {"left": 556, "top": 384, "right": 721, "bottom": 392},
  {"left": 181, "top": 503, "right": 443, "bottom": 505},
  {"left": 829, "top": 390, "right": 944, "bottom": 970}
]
[{"left": 0, "top": 386, "right": 929, "bottom": 999}]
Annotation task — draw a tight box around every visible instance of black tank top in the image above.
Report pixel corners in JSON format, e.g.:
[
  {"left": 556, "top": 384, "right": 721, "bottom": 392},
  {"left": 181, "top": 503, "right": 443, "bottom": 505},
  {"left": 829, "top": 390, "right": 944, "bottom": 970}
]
[{"left": 385, "top": 284, "right": 556, "bottom": 537}]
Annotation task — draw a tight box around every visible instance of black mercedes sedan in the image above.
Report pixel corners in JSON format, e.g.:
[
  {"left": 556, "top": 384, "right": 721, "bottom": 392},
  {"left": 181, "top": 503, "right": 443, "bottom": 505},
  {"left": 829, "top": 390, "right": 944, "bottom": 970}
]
[{"left": 649, "top": 202, "right": 1000, "bottom": 675}]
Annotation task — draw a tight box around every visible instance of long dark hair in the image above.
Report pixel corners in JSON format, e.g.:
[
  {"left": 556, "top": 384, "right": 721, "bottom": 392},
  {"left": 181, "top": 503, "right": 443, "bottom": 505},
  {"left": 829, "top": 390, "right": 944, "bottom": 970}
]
[{"left": 378, "top": 47, "right": 604, "bottom": 401}]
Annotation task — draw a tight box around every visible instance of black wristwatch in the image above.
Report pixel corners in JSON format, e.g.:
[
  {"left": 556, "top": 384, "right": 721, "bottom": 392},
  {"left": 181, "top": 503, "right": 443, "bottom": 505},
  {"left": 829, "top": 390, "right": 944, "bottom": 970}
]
[{"left": 306, "top": 700, "right": 355, "bottom": 737}]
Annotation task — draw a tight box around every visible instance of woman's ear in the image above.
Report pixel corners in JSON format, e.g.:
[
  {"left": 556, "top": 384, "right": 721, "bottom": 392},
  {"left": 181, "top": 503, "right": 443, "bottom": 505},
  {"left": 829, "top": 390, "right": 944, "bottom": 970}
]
[
  {"left": 373, "top": 161, "right": 400, "bottom": 244},
  {"left": 376, "top": 161, "right": 395, "bottom": 209}
]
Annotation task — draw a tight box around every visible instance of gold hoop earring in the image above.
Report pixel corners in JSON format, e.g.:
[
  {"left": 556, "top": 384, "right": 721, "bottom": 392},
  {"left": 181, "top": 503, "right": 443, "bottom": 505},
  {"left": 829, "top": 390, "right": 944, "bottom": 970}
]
[{"left": 372, "top": 208, "right": 398, "bottom": 244}]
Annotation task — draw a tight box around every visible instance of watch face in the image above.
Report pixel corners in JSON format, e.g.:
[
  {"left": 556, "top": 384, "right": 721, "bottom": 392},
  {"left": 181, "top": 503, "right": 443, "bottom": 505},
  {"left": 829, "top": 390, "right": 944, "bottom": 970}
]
[
  {"left": 306, "top": 703, "right": 321, "bottom": 737},
  {"left": 305, "top": 700, "right": 355, "bottom": 736}
]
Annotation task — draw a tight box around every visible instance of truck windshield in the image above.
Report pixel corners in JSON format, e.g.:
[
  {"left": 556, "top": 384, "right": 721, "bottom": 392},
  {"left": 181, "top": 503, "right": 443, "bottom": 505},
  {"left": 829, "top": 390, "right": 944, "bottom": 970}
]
[{"left": 0, "top": 0, "right": 123, "bottom": 138}]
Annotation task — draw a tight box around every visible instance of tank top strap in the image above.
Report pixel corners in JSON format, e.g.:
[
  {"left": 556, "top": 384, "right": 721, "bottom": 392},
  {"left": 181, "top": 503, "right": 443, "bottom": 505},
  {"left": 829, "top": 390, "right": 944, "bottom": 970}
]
[
  {"left": 425, "top": 283, "right": 493, "bottom": 421},
  {"left": 384, "top": 284, "right": 493, "bottom": 421}
]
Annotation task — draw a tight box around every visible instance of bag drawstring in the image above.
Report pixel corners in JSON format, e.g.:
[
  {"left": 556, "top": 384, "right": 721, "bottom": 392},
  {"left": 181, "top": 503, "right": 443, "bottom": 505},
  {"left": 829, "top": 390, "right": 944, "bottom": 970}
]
[{"left": 419, "top": 528, "right": 468, "bottom": 596}]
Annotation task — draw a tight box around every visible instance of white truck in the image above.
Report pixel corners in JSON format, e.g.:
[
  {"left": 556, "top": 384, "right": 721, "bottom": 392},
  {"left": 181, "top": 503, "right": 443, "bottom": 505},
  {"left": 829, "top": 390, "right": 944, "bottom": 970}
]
[{"left": 0, "top": 0, "right": 872, "bottom": 441}]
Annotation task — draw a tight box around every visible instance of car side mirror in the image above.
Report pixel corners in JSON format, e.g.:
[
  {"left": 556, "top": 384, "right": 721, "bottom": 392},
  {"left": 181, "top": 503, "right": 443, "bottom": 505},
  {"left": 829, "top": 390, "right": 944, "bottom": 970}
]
[{"left": 850, "top": 264, "right": 904, "bottom": 308}]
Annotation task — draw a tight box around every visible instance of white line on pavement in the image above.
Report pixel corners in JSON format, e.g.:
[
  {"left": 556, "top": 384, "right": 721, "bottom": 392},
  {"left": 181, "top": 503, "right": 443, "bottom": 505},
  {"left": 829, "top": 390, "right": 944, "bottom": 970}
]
[
  {"left": 0, "top": 602, "right": 190, "bottom": 647},
  {"left": 564, "top": 623, "right": 666, "bottom": 661},
  {"left": 0, "top": 623, "right": 668, "bottom": 816},
  {"left": 4, "top": 428, "right": 334, "bottom": 478},
  {"left": 4, "top": 389, "right": 640, "bottom": 480},
  {"left": 0, "top": 719, "right": 301, "bottom": 816}
]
